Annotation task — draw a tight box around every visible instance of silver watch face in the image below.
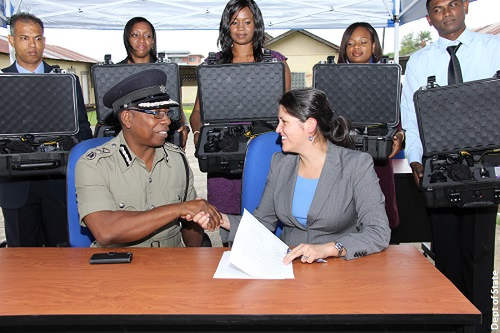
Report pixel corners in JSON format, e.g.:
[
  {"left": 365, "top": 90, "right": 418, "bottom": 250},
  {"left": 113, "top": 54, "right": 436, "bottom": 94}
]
[{"left": 335, "top": 242, "right": 344, "bottom": 256}]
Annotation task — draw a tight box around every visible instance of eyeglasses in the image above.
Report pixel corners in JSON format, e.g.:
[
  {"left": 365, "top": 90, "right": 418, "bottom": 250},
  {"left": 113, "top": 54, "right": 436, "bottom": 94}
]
[{"left": 128, "top": 107, "right": 170, "bottom": 119}]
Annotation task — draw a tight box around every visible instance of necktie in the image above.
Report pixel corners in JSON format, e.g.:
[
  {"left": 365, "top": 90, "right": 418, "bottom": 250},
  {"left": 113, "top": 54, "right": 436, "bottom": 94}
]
[{"left": 446, "top": 43, "right": 463, "bottom": 85}]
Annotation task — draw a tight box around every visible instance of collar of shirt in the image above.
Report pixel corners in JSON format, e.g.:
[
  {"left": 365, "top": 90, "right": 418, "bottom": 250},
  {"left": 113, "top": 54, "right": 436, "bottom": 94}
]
[
  {"left": 116, "top": 131, "right": 168, "bottom": 173},
  {"left": 436, "top": 28, "right": 473, "bottom": 49},
  {"left": 16, "top": 61, "right": 44, "bottom": 74}
]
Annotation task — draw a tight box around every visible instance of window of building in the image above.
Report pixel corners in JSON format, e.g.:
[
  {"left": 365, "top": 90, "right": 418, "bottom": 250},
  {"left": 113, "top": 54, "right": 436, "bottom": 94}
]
[{"left": 291, "top": 72, "right": 306, "bottom": 89}]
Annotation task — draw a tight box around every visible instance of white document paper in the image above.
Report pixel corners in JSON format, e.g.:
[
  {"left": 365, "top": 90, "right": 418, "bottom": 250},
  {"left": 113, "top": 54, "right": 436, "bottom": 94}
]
[{"left": 213, "top": 209, "right": 294, "bottom": 279}]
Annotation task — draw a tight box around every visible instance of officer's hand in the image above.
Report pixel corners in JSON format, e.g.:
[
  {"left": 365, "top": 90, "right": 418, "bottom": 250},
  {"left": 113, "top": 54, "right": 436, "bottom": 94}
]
[
  {"left": 189, "top": 211, "right": 216, "bottom": 231},
  {"left": 388, "top": 130, "right": 404, "bottom": 159},
  {"left": 410, "top": 162, "right": 424, "bottom": 186},
  {"left": 181, "top": 199, "right": 221, "bottom": 229}
]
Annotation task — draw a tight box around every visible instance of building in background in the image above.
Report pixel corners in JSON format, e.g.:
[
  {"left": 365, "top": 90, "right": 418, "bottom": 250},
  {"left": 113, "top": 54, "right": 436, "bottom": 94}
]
[
  {"left": 472, "top": 22, "right": 500, "bottom": 35},
  {"left": 0, "top": 35, "right": 97, "bottom": 106},
  {"left": 265, "top": 29, "right": 340, "bottom": 88},
  {"left": 163, "top": 51, "right": 204, "bottom": 65}
]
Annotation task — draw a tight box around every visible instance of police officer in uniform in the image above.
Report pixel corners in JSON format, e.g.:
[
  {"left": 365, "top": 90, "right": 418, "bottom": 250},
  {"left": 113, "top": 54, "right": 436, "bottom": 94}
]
[{"left": 75, "top": 69, "right": 220, "bottom": 247}]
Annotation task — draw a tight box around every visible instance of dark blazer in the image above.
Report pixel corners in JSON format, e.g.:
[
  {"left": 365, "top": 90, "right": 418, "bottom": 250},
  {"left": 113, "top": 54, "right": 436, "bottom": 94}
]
[
  {"left": 225, "top": 141, "right": 391, "bottom": 260},
  {"left": 0, "top": 61, "right": 93, "bottom": 208}
]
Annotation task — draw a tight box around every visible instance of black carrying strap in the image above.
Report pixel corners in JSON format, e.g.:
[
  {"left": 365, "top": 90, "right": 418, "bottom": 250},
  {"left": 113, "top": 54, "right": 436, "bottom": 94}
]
[{"left": 180, "top": 152, "right": 189, "bottom": 202}]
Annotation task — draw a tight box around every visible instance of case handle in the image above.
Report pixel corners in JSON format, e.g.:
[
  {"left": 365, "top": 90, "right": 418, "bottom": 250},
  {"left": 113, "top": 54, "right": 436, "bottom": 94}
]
[{"left": 11, "top": 160, "right": 60, "bottom": 171}]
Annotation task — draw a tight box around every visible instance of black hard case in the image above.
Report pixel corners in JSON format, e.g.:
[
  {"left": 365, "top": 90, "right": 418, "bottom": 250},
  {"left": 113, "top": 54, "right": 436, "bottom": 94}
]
[
  {"left": 0, "top": 73, "right": 79, "bottom": 177},
  {"left": 313, "top": 63, "right": 401, "bottom": 160},
  {"left": 414, "top": 76, "right": 500, "bottom": 208},
  {"left": 195, "top": 62, "right": 285, "bottom": 174},
  {"left": 91, "top": 62, "right": 182, "bottom": 144}
]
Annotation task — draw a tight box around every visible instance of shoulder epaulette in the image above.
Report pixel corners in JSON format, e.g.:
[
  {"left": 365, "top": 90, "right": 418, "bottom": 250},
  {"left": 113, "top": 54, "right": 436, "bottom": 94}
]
[{"left": 84, "top": 141, "right": 116, "bottom": 161}]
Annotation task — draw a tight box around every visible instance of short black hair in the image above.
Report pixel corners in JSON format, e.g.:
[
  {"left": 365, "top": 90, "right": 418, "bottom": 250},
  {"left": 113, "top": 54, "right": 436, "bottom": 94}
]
[
  {"left": 123, "top": 17, "right": 158, "bottom": 63},
  {"left": 9, "top": 12, "right": 44, "bottom": 35},
  {"left": 426, "top": 0, "right": 465, "bottom": 12}
]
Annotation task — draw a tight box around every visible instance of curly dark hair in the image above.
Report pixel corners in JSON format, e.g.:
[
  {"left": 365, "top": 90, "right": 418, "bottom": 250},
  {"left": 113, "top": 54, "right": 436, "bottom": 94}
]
[
  {"left": 217, "top": 0, "right": 265, "bottom": 64},
  {"left": 279, "top": 88, "right": 353, "bottom": 149},
  {"left": 123, "top": 17, "right": 158, "bottom": 63},
  {"left": 338, "top": 22, "right": 382, "bottom": 64}
]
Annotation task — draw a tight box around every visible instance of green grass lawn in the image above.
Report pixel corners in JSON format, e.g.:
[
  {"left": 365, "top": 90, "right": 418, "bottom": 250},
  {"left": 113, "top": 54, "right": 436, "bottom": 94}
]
[{"left": 87, "top": 105, "right": 193, "bottom": 127}]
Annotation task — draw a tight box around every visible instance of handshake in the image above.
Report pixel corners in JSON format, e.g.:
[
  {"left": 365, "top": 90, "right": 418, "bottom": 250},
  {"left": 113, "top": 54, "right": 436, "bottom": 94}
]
[{"left": 179, "top": 199, "right": 229, "bottom": 231}]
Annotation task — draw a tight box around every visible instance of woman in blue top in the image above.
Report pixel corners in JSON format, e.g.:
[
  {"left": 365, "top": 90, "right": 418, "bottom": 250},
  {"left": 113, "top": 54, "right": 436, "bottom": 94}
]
[
  {"left": 191, "top": 88, "right": 390, "bottom": 261},
  {"left": 190, "top": 0, "right": 291, "bottom": 216}
]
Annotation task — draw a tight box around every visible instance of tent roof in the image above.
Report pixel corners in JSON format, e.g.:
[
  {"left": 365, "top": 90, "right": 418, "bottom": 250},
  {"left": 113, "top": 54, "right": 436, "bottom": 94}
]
[{"left": 1, "top": 0, "right": 450, "bottom": 31}]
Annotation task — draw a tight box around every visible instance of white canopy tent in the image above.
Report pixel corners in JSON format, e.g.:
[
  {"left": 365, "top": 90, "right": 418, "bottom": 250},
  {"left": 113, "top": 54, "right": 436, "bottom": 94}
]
[{"left": 0, "top": 0, "right": 478, "bottom": 62}]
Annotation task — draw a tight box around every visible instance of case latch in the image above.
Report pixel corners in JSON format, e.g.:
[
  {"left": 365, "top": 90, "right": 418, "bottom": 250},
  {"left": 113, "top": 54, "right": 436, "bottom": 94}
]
[
  {"left": 157, "top": 52, "right": 170, "bottom": 63},
  {"left": 426, "top": 76, "right": 437, "bottom": 88},
  {"left": 206, "top": 52, "right": 217, "bottom": 65},
  {"left": 104, "top": 54, "right": 113, "bottom": 65}
]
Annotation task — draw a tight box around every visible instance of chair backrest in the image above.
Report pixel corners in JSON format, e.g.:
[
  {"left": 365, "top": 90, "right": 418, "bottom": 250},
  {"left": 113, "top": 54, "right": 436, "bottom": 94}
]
[
  {"left": 241, "top": 131, "right": 282, "bottom": 215},
  {"left": 66, "top": 137, "right": 112, "bottom": 247}
]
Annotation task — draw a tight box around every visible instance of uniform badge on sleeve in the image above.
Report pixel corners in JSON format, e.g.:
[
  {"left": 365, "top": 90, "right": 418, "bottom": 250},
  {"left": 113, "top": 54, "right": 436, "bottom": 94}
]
[{"left": 86, "top": 151, "right": 96, "bottom": 160}]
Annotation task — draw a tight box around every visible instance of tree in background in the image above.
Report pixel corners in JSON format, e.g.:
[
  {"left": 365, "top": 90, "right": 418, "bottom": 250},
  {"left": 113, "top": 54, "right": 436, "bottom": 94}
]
[{"left": 399, "top": 31, "right": 432, "bottom": 56}]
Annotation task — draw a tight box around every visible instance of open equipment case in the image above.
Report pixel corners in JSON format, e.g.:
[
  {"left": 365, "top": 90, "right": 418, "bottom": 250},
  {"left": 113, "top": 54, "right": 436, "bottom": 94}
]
[
  {"left": 0, "top": 73, "right": 80, "bottom": 177},
  {"left": 91, "top": 61, "right": 183, "bottom": 146},
  {"left": 195, "top": 60, "right": 285, "bottom": 174},
  {"left": 414, "top": 74, "right": 500, "bottom": 208},
  {"left": 313, "top": 62, "right": 401, "bottom": 160}
]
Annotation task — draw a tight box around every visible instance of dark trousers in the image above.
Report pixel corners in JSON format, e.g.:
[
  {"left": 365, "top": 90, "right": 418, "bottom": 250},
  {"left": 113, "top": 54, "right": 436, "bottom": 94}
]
[
  {"left": 430, "top": 206, "right": 497, "bottom": 333},
  {"left": 2, "top": 179, "right": 68, "bottom": 247}
]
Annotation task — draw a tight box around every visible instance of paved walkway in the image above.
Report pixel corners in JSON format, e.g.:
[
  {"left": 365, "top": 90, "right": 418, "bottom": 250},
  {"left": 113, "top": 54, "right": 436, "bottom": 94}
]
[{"left": 0, "top": 138, "right": 498, "bottom": 270}]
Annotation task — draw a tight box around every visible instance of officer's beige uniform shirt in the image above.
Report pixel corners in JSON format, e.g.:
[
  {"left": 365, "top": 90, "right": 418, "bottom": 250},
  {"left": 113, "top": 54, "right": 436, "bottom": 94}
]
[{"left": 75, "top": 131, "right": 196, "bottom": 247}]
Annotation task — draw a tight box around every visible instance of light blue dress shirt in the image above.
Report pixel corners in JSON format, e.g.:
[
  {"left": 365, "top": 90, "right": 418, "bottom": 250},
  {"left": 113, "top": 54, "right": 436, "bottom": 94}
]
[
  {"left": 292, "top": 175, "right": 319, "bottom": 227},
  {"left": 401, "top": 29, "right": 500, "bottom": 164},
  {"left": 15, "top": 61, "right": 45, "bottom": 74}
]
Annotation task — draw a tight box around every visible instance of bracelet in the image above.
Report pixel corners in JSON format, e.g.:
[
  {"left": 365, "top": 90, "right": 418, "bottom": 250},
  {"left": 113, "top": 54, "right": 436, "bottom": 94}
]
[{"left": 193, "top": 130, "right": 200, "bottom": 135}]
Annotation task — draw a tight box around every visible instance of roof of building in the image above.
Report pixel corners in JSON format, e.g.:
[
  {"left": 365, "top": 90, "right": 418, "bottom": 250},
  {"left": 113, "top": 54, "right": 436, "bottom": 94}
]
[
  {"left": 265, "top": 29, "right": 339, "bottom": 51},
  {"left": 0, "top": 35, "right": 97, "bottom": 63},
  {"left": 472, "top": 22, "right": 500, "bottom": 35}
]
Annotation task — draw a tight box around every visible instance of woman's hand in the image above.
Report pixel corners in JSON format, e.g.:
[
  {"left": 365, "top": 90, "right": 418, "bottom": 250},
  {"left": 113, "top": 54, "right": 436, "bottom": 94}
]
[
  {"left": 283, "top": 243, "right": 336, "bottom": 264},
  {"left": 388, "top": 130, "right": 405, "bottom": 159},
  {"left": 177, "top": 125, "right": 190, "bottom": 149},
  {"left": 193, "top": 131, "right": 200, "bottom": 146}
]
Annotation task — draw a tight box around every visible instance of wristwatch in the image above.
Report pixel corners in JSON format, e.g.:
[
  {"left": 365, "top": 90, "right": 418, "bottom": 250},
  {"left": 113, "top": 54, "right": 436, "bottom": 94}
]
[{"left": 334, "top": 242, "right": 345, "bottom": 257}]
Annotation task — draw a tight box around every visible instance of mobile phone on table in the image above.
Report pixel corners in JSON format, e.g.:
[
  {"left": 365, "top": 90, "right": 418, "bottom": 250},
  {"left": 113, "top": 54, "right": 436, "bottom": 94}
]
[{"left": 89, "top": 251, "right": 133, "bottom": 264}]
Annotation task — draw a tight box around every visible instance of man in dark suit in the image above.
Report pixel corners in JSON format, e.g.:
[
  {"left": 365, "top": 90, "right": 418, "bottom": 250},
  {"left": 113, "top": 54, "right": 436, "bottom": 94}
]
[{"left": 1, "top": 12, "right": 93, "bottom": 247}]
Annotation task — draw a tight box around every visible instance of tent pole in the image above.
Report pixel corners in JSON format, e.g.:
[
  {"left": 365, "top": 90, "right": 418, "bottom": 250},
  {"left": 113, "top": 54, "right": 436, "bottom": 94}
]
[
  {"left": 393, "top": 0, "right": 400, "bottom": 64},
  {"left": 6, "top": 0, "right": 15, "bottom": 63}
]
